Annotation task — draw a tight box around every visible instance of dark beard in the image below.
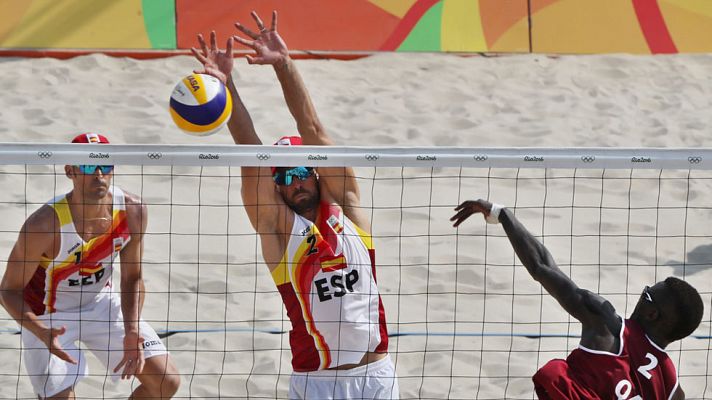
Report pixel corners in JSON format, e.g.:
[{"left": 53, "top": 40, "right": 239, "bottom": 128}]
[{"left": 286, "top": 188, "right": 320, "bottom": 215}]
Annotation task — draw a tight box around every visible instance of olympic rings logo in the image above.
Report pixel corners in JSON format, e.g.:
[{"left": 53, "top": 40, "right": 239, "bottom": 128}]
[
  {"left": 581, "top": 156, "right": 595, "bottom": 163},
  {"left": 688, "top": 156, "right": 702, "bottom": 164},
  {"left": 473, "top": 155, "right": 488, "bottom": 162},
  {"left": 37, "top": 151, "right": 53, "bottom": 159},
  {"left": 365, "top": 154, "right": 380, "bottom": 161},
  {"left": 256, "top": 153, "right": 271, "bottom": 161},
  {"left": 146, "top": 152, "right": 162, "bottom": 160}
]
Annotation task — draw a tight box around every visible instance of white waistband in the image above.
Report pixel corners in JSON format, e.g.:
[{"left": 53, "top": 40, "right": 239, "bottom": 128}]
[{"left": 293, "top": 354, "right": 392, "bottom": 377}]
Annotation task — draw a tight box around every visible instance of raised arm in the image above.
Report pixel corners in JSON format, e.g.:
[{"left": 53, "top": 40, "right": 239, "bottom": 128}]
[
  {"left": 451, "top": 200, "right": 620, "bottom": 334},
  {"left": 192, "top": 31, "right": 285, "bottom": 234},
  {"left": 0, "top": 206, "right": 77, "bottom": 364},
  {"left": 233, "top": 11, "right": 366, "bottom": 229}
]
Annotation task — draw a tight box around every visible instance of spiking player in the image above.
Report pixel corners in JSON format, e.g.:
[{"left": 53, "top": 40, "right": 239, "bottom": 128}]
[{"left": 451, "top": 199, "right": 703, "bottom": 400}]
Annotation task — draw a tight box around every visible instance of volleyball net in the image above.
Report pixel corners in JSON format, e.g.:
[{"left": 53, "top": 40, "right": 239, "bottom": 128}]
[{"left": 0, "top": 144, "right": 710, "bottom": 399}]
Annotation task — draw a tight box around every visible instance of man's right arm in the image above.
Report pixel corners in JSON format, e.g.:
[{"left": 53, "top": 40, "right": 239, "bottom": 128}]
[
  {"left": 452, "top": 200, "right": 618, "bottom": 328},
  {"left": 0, "top": 207, "right": 55, "bottom": 337},
  {"left": 498, "top": 208, "right": 600, "bottom": 322},
  {"left": 192, "top": 33, "right": 285, "bottom": 232},
  {"left": 224, "top": 76, "right": 285, "bottom": 233}
]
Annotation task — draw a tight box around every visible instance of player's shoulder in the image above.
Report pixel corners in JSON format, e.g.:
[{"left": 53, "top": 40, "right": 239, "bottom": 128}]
[
  {"left": 23, "top": 204, "right": 60, "bottom": 233},
  {"left": 116, "top": 188, "right": 147, "bottom": 228},
  {"left": 116, "top": 187, "right": 142, "bottom": 206},
  {"left": 579, "top": 289, "right": 622, "bottom": 334}
]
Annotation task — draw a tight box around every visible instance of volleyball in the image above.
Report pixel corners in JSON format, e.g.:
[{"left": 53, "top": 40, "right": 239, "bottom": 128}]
[{"left": 169, "top": 73, "right": 232, "bottom": 136}]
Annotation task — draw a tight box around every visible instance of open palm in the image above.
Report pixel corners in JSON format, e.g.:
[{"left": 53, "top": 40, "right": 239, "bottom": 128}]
[
  {"left": 191, "top": 31, "right": 234, "bottom": 85},
  {"left": 233, "top": 11, "right": 289, "bottom": 66}
]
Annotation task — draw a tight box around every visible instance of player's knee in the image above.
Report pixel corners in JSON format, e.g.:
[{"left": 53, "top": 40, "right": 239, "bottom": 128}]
[
  {"left": 161, "top": 373, "right": 180, "bottom": 397},
  {"left": 139, "top": 374, "right": 180, "bottom": 399}
]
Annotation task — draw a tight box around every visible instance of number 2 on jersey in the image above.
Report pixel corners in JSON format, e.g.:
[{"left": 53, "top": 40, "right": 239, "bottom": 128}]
[{"left": 614, "top": 352, "right": 659, "bottom": 399}]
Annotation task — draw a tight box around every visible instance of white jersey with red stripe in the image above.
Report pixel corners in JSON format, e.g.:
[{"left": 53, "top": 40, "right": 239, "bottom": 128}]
[
  {"left": 271, "top": 202, "right": 388, "bottom": 371},
  {"left": 23, "top": 187, "right": 131, "bottom": 315}
]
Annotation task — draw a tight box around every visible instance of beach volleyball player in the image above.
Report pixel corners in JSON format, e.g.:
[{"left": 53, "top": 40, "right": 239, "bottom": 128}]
[
  {"left": 0, "top": 133, "right": 179, "bottom": 399},
  {"left": 191, "top": 11, "right": 398, "bottom": 399},
  {"left": 451, "top": 199, "right": 703, "bottom": 400}
]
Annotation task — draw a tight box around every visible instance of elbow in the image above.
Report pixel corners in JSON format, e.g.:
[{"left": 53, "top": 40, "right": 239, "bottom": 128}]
[{"left": 527, "top": 260, "right": 550, "bottom": 283}]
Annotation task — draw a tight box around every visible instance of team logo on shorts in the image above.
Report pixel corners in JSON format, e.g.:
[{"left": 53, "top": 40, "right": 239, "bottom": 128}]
[{"left": 142, "top": 339, "right": 162, "bottom": 349}]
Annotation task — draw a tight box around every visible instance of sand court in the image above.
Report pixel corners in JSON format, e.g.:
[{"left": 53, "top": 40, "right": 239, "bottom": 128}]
[{"left": 0, "top": 53, "right": 711, "bottom": 398}]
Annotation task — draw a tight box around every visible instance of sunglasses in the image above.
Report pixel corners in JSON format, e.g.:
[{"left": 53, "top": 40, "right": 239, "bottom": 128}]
[
  {"left": 77, "top": 165, "right": 114, "bottom": 175},
  {"left": 273, "top": 167, "right": 314, "bottom": 186},
  {"left": 642, "top": 285, "right": 654, "bottom": 304}
]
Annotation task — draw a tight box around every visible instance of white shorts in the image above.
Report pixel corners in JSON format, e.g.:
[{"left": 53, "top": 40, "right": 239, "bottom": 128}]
[
  {"left": 289, "top": 355, "right": 399, "bottom": 400},
  {"left": 21, "top": 292, "right": 167, "bottom": 398}
]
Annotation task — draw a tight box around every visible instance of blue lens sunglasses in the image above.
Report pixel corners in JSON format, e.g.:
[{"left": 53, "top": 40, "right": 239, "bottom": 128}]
[
  {"left": 273, "top": 167, "right": 314, "bottom": 186},
  {"left": 77, "top": 165, "right": 114, "bottom": 175}
]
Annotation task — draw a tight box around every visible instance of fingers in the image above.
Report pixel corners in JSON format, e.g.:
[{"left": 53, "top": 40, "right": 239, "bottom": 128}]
[
  {"left": 53, "top": 326, "right": 67, "bottom": 336},
  {"left": 122, "top": 360, "right": 137, "bottom": 380},
  {"left": 135, "top": 355, "right": 146, "bottom": 376},
  {"left": 452, "top": 217, "right": 467, "bottom": 228},
  {"left": 450, "top": 210, "right": 474, "bottom": 227},
  {"left": 190, "top": 47, "right": 208, "bottom": 64},
  {"left": 210, "top": 30, "right": 218, "bottom": 50},
  {"left": 225, "top": 36, "right": 234, "bottom": 56},
  {"left": 52, "top": 348, "right": 77, "bottom": 364},
  {"left": 271, "top": 10, "right": 278, "bottom": 31},
  {"left": 251, "top": 10, "right": 266, "bottom": 33},
  {"left": 235, "top": 22, "right": 260, "bottom": 40},
  {"left": 114, "top": 356, "right": 136, "bottom": 379},
  {"left": 113, "top": 357, "right": 126, "bottom": 374},
  {"left": 197, "top": 33, "right": 208, "bottom": 57},
  {"left": 233, "top": 35, "right": 258, "bottom": 53}
]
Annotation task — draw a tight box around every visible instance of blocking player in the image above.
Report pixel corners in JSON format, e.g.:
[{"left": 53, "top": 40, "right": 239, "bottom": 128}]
[{"left": 191, "top": 11, "right": 398, "bottom": 400}]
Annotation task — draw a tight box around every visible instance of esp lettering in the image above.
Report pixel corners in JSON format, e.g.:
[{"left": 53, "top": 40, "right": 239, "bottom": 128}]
[
  {"left": 68, "top": 268, "right": 105, "bottom": 287},
  {"left": 315, "top": 270, "right": 359, "bottom": 302}
]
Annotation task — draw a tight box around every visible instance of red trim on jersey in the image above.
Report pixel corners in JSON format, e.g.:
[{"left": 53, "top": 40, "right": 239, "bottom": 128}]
[
  {"left": 42, "top": 211, "right": 129, "bottom": 313},
  {"left": 276, "top": 282, "right": 321, "bottom": 372},
  {"left": 293, "top": 240, "right": 332, "bottom": 369},
  {"left": 370, "top": 248, "right": 389, "bottom": 353},
  {"left": 23, "top": 268, "right": 47, "bottom": 316}
]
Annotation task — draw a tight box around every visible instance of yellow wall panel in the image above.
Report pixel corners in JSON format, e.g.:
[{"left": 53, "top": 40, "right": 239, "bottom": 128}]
[
  {"left": 659, "top": 1, "right": 712, "bottom": 53},
  {"left": 1, "top": 0, "right": 150, "bottom": 49},
  {"left": 532, "top": 0, "right": 649, "bottom": 54},
  {"left": 661, "top": 0, "right": 712, "bottom": 18},
  {"left": 0, "top": 1, "right": 34, "bottom": 42},
  {"left": 441, "top": 0, "right": 487, "bottom": 52},
  {"left": 489, "top": 17, "right": 530, "bottom": 53}
]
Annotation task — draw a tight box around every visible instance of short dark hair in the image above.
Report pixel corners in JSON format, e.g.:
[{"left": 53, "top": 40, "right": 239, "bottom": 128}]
[{"left": 664, "top": 277, "right": 703, "bottom": 341}]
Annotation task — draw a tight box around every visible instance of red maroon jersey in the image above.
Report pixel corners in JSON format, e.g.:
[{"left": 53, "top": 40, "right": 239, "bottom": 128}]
[{"left": 534, "top": 318, "right": 679, "bottom": 400}]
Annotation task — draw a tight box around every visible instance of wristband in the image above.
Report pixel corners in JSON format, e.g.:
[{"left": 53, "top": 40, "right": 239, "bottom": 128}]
[{"left": 486, "top": 203, "right": 504, "bottom": 224}]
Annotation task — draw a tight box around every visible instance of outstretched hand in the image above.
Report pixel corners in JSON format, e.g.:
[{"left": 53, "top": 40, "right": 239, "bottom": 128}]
[
  {"left": 41, "top": 326, "right": 77, "bottom": 364},
  {"left": 191, "top": 31, "right": 234, "bottom": 85},
  {"left": 233, "top": 10, "right": 289, "bottom": 66},
  {"left": 450, "top": 199, "right": 494, "bottom": 227}
]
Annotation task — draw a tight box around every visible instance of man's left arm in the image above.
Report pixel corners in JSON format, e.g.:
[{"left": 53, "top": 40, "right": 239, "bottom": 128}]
[{"left": 114, "top": 195, "right": 148, "bottom": 379}]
